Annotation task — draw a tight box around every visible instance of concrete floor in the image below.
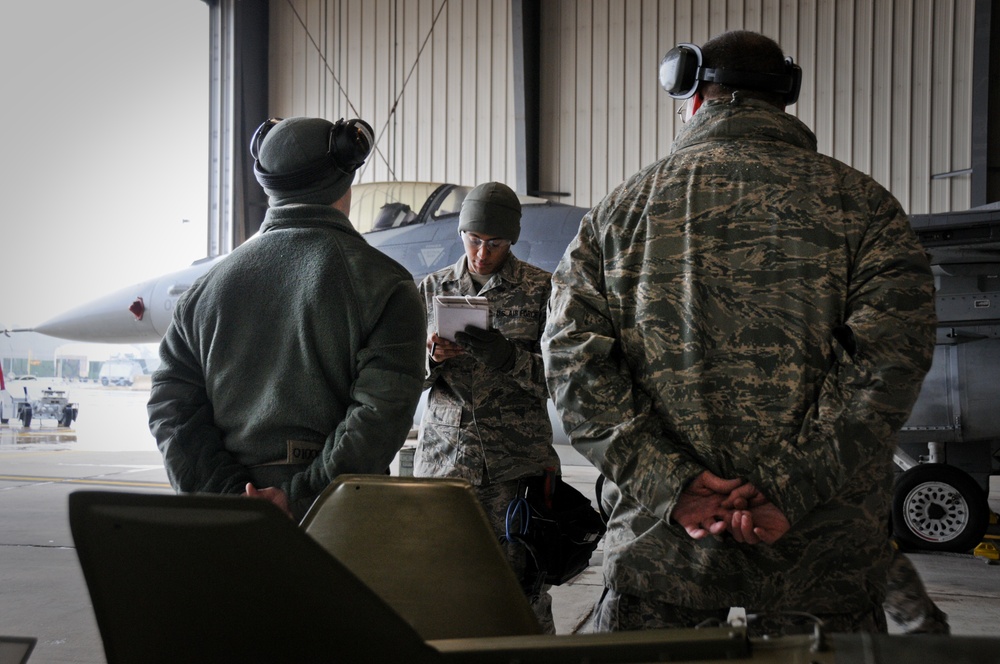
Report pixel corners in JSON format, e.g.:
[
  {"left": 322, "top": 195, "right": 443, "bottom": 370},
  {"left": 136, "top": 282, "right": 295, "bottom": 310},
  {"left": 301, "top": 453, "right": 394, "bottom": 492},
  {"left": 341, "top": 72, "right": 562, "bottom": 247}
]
[{"left": 2, "top": 385, "right": 1000, "bottom": 662}]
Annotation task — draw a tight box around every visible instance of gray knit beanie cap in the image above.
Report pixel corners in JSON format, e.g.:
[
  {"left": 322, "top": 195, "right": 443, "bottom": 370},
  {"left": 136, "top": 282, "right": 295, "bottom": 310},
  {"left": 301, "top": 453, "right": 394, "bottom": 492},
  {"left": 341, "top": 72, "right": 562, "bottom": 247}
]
[
  {"left": 458, "top": 182, "right": 522, "bottom": 244},
  {"left": 256, "top": 117, "right": 356, "bottom": 207}
]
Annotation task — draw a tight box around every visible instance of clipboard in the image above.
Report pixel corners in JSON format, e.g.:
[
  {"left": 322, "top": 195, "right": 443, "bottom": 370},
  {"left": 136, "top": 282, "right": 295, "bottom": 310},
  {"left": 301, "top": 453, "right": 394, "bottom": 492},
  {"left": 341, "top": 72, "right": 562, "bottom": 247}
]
[{"left": 433, "top": 295, "right": 489, "bottom": 342}]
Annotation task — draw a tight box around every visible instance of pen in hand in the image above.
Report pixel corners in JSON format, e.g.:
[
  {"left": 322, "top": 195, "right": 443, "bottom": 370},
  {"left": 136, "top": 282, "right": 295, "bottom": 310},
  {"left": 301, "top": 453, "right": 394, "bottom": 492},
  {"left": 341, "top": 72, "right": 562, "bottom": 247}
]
[{"left": 429, "top": 333, "right": 464, "bottom": 362}]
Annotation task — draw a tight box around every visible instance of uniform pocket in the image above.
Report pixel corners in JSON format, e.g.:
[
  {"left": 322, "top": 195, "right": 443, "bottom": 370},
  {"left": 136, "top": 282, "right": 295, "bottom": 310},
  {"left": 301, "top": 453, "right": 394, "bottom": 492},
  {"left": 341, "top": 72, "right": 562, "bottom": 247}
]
[
  {"left": 425, "top": 402, "right": 462, "bottom": 427},
  {"left": 417, "top": 401, "right": 477, "bottom": 479}
]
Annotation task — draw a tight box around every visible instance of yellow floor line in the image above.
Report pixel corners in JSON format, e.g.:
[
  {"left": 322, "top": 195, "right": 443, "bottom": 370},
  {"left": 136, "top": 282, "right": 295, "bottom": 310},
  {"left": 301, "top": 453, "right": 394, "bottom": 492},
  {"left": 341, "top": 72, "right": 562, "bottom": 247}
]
[{"left": 0, "top": 474, "right": 170, "bottom": 489}]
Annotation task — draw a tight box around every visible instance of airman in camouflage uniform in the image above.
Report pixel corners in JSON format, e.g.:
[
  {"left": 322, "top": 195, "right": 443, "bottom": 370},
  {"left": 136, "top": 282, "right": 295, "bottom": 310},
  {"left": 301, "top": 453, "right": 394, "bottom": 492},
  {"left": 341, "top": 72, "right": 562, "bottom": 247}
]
[
  {"left": 542, "top": 31, "right": 937, "bottom": 634},
  {"left": 415, "top": 181, "right": 559, "bottom": 633}
]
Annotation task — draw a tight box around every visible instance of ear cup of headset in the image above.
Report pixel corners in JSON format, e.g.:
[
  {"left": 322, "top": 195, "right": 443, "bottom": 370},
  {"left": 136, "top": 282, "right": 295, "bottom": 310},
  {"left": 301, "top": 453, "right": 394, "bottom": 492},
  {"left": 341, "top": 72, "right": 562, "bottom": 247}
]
[
  {"left": 659, "top": 43, "right": 702, "bottom": 99},
  {"left": 782, "top": 57, "right": 802, "bottom": 105},
  {"left": 331, "top": 118, "right": 375, "bottom": 173}
]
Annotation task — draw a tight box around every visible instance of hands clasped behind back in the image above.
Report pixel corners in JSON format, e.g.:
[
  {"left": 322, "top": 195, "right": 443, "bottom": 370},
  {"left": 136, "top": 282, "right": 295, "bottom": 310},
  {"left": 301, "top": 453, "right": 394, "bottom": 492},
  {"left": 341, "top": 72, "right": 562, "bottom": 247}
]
[
  {"left": 672, "top": 470, "right": 790, "bottom": 545},
  {"left": 244, "top": 483, "right": 293, "bottom": 519}
]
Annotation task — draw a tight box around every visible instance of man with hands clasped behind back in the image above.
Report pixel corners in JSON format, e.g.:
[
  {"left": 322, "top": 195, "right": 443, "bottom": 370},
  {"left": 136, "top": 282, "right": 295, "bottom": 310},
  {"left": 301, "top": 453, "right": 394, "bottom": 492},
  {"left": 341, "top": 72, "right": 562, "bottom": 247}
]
[
  {"left": 148, "top": 116, "right": 426, "bottom": 521},
  {"left": 416, "top": 181, "right": 560, "bottom": 633},
  {"left": 543, "top": 31, "right": 937, "bottom": 635}
]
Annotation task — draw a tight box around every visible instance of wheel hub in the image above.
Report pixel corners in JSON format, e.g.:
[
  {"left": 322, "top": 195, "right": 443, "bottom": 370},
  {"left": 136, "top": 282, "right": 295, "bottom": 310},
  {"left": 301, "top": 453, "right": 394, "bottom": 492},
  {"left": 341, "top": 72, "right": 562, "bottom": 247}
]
[{"left": 903, "top": 481, "right": 969, "bottom": 543}]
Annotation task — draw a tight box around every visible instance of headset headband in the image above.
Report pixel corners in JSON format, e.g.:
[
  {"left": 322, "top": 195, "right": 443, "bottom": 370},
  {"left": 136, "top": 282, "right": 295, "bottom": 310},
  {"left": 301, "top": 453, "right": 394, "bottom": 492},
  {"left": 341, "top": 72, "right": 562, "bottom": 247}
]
[{"left": 659, "top": 42, "right": 802, "bottom": 105}]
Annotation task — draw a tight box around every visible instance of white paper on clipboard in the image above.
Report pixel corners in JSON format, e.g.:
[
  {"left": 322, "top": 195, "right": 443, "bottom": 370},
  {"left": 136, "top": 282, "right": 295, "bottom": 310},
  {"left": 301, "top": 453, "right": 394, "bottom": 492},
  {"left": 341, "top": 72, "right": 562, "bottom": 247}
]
[{"left": 433, "top": 295, "right": 490, "bottom": 341}]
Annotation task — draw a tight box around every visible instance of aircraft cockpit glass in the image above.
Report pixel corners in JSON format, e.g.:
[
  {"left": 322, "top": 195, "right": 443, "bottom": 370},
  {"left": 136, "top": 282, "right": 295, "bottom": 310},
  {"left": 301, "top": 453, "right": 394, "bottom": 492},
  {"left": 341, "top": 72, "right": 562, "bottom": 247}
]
[
  {"left": 351, "top": 181, "right": 444, "bottom": 233},
  {"left": 373, "top": 202, "right": 418, "bottom": 230},
  {"left": 430, "top": 188, "right": 549, "bottom": 220},
  {"left": 431, "top": 187, "right": 471, "bottom": 219},
  {"left": 351, "top": 182, "right": 553, "bottom": 235}
]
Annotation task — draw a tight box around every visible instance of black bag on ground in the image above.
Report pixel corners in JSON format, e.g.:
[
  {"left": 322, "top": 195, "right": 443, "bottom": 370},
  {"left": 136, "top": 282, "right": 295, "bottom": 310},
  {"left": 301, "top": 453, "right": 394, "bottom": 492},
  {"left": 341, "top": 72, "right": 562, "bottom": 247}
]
[{"left": 504, "top": 472, "right": 606, "bottom": 594}]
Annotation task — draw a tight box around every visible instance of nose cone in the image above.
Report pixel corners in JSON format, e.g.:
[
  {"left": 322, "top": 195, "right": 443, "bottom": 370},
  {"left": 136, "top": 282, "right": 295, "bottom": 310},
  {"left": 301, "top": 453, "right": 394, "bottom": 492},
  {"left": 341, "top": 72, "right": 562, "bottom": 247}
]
[
  {"left": 32, "top": 278, "right": 162, "bottom": 343},
  {"left": 32, "top": 256, "right": 229, "bottom": 344},
  {"left": 30, "top": 256, "right": 227, "bottom": 344}
]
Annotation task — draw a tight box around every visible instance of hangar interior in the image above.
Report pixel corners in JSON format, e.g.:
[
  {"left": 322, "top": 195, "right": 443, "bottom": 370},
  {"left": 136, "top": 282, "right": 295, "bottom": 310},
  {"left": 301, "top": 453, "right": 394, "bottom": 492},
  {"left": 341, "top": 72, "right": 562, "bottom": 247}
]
[
  {"left": 4, "top": 2, "right": 1000, "bottom": 663},
  {"left": 197, "top": 0, "right": 1000, "bottom": 643},
  {"left": 202, "top": 0, "right": 998, "bottom": 251}
]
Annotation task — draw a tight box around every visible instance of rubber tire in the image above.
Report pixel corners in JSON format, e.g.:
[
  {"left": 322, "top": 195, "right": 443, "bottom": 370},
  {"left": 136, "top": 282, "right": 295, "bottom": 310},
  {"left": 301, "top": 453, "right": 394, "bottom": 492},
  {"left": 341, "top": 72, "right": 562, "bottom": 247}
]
[
  {"left": 893, "top": 463, "right": 989, "bottom": 553},
  {"left": 20, "top": 405, "right": 32, "bottom": 428},
  {"left": 59, "top": 406, "right": 74, "bottom": 428}
]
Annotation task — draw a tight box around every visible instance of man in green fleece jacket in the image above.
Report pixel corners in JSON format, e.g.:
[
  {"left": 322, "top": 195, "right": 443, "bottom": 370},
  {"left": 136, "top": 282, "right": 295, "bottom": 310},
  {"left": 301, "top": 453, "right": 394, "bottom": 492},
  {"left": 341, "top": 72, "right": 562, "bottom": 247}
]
[{"left": 148, "top": 116, "right": 427, "bottom": 520}]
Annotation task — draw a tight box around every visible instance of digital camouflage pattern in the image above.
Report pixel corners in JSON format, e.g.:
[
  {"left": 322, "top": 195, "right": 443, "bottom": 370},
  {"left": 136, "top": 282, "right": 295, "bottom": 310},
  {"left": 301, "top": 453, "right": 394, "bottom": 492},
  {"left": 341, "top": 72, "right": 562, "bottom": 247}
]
[
  {"left": 415, "top": 253, "right": 559, "bottom": 485},
  {"left": 586, "top": 587, "right": 887, "bottom": 634},
  {"left": 542, "top": 95, "right": 937, "bottom": 617},
  {"left": 477, "top": 477, "right": 556, "bottom": 634},
  {"left": 884, "top": 548, "right": 949, "bottom": 634}
]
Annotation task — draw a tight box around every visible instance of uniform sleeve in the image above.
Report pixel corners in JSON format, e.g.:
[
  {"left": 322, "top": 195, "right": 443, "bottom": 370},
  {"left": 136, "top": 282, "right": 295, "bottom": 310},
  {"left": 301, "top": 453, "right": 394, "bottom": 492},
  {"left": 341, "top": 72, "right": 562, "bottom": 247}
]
[
  {"left": 287, "top": 279, "right": 427, "bottom": 512},
  {"left": 147, "top": 306, "right": 252, "bottom": 496},
  {"left": 748, "top": 197, "right": 937, "bottom": 526},
  {"left": 506, "top": 281, "right": 552, "bottom": 401},
  {"left": 542, "top": 210, "right": 705, "bottom": 523},
  {"left": 418, "top": 275, "right": 444, "bottom": 387}
]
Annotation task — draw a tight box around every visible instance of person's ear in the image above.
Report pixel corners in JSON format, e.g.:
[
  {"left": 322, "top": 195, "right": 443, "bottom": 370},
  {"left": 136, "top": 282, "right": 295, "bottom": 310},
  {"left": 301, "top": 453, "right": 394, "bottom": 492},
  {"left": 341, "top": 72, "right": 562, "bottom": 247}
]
[{"left": 690, "top": 92, "right": 704, "bottom": 116}]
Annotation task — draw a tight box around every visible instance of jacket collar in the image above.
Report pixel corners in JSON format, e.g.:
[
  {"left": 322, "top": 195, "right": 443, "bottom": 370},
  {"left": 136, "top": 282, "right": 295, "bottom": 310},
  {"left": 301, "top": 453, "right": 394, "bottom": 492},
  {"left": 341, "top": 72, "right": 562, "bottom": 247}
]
[
  {"left": 671, "top": 94, "right": 818, "bottom": 155},
  {"left": 259, "top": 204, "right": 362, "bottom": 239},
  {"left": 444, "top": 252, "right": 524, "bottom": 294}
]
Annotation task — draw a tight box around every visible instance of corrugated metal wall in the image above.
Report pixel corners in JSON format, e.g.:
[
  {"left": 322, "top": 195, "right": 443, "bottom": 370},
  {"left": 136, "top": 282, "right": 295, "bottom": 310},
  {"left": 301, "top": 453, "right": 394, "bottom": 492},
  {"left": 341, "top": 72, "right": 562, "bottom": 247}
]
[
  {"left": 268, "top": 0, "right": 519, "bottom": 188},
  {"left": 269, "top": 0, "right": 975, "bottom": 214}
]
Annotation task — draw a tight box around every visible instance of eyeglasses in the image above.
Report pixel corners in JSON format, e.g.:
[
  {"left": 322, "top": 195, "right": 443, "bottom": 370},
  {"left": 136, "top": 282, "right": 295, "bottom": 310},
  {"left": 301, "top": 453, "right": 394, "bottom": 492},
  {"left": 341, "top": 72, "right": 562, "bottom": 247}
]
[{"left": 462, "top": 232, "right": 511, "bottom": 251}]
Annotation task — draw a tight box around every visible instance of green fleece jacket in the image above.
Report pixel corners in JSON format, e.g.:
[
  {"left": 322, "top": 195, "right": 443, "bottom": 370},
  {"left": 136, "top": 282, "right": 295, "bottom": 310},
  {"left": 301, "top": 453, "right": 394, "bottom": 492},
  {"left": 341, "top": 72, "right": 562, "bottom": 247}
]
[{"left": 148, "top": 204, "right": 426, "bottom": 519}]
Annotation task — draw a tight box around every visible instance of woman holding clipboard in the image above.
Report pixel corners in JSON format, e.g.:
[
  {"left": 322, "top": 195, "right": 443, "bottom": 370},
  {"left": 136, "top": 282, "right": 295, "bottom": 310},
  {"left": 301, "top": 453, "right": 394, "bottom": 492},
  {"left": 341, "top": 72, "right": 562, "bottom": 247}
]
[{"left": 415, "top": 181, "right": 560, "bottom": 634}]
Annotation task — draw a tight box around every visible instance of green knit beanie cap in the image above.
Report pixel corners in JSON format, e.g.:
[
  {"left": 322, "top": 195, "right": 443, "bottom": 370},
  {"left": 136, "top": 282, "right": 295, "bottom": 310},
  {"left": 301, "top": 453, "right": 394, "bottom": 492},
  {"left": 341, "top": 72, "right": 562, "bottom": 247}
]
[
  {"left": 254, "top": 117, "right": 356, "bottom": 207},
  {"left": 458, "top": 182, "right": 522, "bottom": 245}
]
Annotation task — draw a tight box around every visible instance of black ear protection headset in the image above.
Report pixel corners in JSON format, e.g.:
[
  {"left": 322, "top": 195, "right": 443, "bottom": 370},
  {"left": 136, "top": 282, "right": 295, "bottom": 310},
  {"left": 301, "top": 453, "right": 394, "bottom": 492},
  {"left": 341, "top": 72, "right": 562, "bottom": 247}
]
[
  {"left": 250, "top": 117, "right": 375, "bottom": 190},
  {"left": 659, "top": 42, "right": 802, "bottom": 106}
]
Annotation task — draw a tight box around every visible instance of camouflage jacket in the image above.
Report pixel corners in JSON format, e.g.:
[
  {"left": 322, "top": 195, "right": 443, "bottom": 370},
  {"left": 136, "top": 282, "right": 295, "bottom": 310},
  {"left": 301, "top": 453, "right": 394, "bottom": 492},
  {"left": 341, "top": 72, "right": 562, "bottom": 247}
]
[
  {"left": 416, "top": 253, "right": 559, "bottom": 485},
  {"left": 542, "top": 96, "right": 937, "bottom": 613}
]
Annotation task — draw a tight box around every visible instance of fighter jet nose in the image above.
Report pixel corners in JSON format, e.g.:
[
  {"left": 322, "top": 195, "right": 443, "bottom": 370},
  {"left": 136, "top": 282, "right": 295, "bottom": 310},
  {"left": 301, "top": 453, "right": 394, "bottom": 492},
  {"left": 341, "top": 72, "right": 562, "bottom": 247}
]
[
  {"left": 32, "top": 280, "right": 162, "bottom": 344},
  {"left": 128, "top": 298, "right": 145, "bottom": 321}
]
